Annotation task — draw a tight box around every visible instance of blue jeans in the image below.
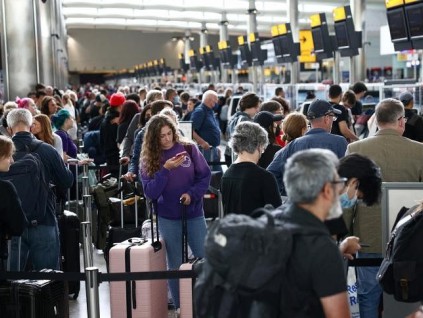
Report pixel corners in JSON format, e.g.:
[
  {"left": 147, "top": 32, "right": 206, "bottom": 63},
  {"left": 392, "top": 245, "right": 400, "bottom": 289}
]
[
  {"left": 10, "top": 223, "right": 60, "bottom": 271},
  {"left": 158, "top": 215, "right": 207, "bottom": 308},
  {"left": 201, "top": 148, "right": 222, "bottom": 172},
  {"left": 356, "top": 252, "right": 383, "bottom": 318}
]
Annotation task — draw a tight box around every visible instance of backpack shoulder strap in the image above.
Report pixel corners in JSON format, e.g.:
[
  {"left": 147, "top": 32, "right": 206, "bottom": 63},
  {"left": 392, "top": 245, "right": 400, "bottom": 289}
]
[
  {"left": 28, "top": 139, "right": 43, "bottom": 153},
  {"left": 14, "top": 138, "right": 43, "bottom": 154}
]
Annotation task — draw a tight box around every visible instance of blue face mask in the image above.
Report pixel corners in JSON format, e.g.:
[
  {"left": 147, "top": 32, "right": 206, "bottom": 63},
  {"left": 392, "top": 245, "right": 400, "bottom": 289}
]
[
  {"left": 173, "top": 96, "right": 180, "bottom": 105},
  {"left": 340, "top": 191, "right": 358, "bottom": 209}
]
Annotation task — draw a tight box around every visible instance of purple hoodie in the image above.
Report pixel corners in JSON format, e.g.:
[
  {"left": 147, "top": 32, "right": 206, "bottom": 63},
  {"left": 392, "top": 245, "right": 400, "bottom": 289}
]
[{"left": 140, "top": 143, "right": 211, "bottom": 220}]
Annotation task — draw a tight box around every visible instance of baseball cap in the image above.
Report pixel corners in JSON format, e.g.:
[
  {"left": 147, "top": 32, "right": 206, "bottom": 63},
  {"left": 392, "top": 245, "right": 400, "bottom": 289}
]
[
  {"left": 254, "top": 111, "right": 283, "bottom": 129},
  {"left": 307, "top": 99, "right": 341, "bottom": 120},
  {"left": 109, "top": 92, "right": 126, "bottom": 107},
  {"left": 399, "top": 92, "right": 413, "bottom": 106}
]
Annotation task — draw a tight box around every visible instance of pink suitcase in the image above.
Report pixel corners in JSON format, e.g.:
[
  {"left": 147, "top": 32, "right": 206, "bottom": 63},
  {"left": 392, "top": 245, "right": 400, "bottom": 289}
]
[
  {"left": 179, "top": 259, "right": 201, "bottom": 318},
  {"left": 109, "top": 200, "right": 167, "bottom": 318},
  {"left": 179, "top": 199, "right": 200, "bottom": 318}
]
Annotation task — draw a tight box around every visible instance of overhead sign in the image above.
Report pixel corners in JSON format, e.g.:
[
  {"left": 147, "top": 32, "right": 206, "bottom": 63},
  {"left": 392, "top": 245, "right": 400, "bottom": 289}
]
[
  {"left": 386, "top": 0, "right": 405, "bottom": 8},
  {"left": 299, "top": 30, "right": 316, "bottom": 63}
]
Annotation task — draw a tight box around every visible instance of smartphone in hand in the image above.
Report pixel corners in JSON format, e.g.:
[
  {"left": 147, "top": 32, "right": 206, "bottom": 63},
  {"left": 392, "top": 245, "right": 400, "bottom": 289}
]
[{"left": 175, "top": 151, "right": 187, "bottom": 158}]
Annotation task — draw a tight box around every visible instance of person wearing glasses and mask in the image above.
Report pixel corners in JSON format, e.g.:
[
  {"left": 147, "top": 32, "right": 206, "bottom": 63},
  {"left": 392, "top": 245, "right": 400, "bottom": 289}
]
[
  {"left": 346, "top": 98, "right": 423, "bottom": 318},
  {"left": 267, "top": 99, "right": 348, "bottom": 196},
  {"left": 324, "top": 153, "right": 382, "bottom": 249}
]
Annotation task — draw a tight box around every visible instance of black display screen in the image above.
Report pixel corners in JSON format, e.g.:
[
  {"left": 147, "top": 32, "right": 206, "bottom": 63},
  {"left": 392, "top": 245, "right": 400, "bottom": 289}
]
[
  {"left": 250, "top": 41, "right": 261, "bottom": 62},
  {"left": 224, "top": 49, "right": 235, "bottom": 67},
  {"left": 387, "top": 8, "right": 408, "bottom": 41},
  {"left": 219, "top": 50, "right": 226, "bottom": 63},
  {"left": 239, "top": 45, "right": 252, "bottom": 66},
  {"left": 405, "top": 4, "right": 423, "bottom": 38},
  {"left": 272, "top": 37, "right": 283, "bottom": 57},
  {"left": 189, "top": 56, "right": 197, "bottom": 69},
  {"left": 280, "top": 35, "right": 290, "bottom": 56},
  {"left": 312, "top": 27, "right": 324, "bottom": 52},
  {"left": 334, "top": 22, "right": 349, "bottom": 48},
  {"left": 201, "top": 54, "right": 210, "bottom": 70}
]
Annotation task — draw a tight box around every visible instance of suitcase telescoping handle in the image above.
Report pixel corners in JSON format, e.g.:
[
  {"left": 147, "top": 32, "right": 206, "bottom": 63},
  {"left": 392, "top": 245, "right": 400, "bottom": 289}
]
[
  {"left": 67, "top": 158, "right": 79, "bottom": 211},
  {"left": 148, "top": 199, "right": 162, "bottom": 252},
  {"left": 119, "top": 164, "right": 124, "bottom": 228},
  {"left": 180, "top": 197, "right": 189, "bottom": 263},
  {"left": 118, "top": 178, "right": 140, "bottom": 228}
]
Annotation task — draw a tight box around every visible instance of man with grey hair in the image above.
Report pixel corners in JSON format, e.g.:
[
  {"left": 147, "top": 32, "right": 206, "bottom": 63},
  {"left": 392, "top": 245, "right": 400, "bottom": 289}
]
[
  {"left": 191, "top": 90, "right": 221, "bottom": 170},
  {"left": 346, "top": 98, "right": 423, "bottom": 318},
  {"left": 6, "top": 108, "right": 73, "bottom": 271},
  {"left": 267, "top": 99, "right": 348, "bottom": 195},
  {"left": 278, "top": 148, "right": 350, "bottom": 317},
  {"left": 221, "top": 121, "right": 281, "bottom": 215}
]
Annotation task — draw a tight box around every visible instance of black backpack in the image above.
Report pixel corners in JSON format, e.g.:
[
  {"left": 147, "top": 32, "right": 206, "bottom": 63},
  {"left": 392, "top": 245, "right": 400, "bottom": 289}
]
[
  {"left": 377, "top": 204, "right": 423, "bottom": 302},
  {"left": 194, "top": 207, "right": 322, "bottom": 318},
  {"left": 0, "top": 139, "right": 49, "bottom": 225}
]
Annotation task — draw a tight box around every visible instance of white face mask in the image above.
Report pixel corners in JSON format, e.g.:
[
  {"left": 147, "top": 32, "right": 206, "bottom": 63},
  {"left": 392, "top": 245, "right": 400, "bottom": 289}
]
[{"left": 326, "top": 195, "right": 343, "bottom": 220}]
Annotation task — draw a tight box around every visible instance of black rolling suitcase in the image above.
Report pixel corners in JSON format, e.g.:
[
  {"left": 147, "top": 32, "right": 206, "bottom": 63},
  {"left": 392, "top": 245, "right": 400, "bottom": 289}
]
[
  {"left": 103, "top": 174, "right": 144, "bottom": 271},
  {"left": 0, "top": 269, "right": 69, "bottom": 318},
  {"left": 203, "top": 171, "right": 224, "bottom": 219},
  {"left": 57, "top": 210, "right": 80, "bottom": 299},
  {"left": 92, "top": 174, "right": 119, "bottom": 249}
]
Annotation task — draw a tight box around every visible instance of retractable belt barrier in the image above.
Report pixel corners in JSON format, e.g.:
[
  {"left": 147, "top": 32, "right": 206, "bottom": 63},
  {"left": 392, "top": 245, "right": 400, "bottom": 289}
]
[
  {"left": 0, "top": 259, "right": 381, "bottom": 317},
  {"left": 347, "top": 258, "right": 383, "bottom": 267},
  {"left": 0, "top": 258, "right": 381, "bottom": 282},
  {"left": 0, "top": 269, "right": 196, "bottom": 282}
]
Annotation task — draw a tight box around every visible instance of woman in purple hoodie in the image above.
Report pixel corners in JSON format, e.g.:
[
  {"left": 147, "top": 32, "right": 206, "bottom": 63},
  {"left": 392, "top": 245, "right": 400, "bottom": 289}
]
[{"left": 140, "top": 114, "right": 211, "bottom": 310}]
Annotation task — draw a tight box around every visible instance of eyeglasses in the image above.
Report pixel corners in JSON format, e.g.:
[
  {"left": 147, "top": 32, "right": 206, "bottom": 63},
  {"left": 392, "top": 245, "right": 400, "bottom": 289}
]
[
  {"left": 398, "top": 116, "right": 408, "bottom": 123},
  {"left": 325, "top": 113, "right": 337, "bottom": 121},
  {"left": 330, "top": 177, "right": 348, "bottom": 189}
]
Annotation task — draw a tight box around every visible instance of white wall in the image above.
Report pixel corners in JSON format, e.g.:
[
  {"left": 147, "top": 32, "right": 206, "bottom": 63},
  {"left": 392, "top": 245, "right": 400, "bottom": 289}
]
[{"left": 67, "top": 29, "right": 227, "bottom": 72}]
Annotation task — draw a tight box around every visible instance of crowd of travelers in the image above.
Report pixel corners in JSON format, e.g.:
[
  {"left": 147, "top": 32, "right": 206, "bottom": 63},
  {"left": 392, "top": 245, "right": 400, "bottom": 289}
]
[{"left": 0, "top": 80, "right": 423, "bottom": 317}]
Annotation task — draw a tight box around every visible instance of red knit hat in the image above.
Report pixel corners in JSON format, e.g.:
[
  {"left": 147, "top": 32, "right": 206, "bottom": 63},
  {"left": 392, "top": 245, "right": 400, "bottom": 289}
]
[{"left": 109, "top": 92, "right": 126, "bottom": 107}]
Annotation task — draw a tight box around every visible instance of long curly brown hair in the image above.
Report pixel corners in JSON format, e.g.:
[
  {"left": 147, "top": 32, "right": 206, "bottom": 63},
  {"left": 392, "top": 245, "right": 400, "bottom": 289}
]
[{"left": 141, "top": 114, "right": 184, "bottom": 177}]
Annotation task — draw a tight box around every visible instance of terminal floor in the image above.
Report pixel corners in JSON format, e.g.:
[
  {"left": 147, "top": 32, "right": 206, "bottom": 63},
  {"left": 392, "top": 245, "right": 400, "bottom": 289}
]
[{"left": 69, "top": 248, "right": 178, "bottom": 318}]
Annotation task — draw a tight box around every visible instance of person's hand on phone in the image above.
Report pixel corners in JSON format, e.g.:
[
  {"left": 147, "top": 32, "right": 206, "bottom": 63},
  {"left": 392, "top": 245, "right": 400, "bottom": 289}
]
[
  {"left": 180, "top": 193, "right": 191, "bottom": 205},
  {"left": 339, "top": 236, "right": 362, "bottom": 260},
  {"left": 164, "top": 153, "right": 186, "bottom": 170}
]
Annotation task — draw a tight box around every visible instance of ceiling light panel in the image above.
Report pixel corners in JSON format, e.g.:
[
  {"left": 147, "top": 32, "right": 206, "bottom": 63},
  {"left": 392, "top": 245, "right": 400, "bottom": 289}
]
[
  {"left": 298, "top": 4, "right": 335, "bottom": 13},
  {"left": 62, "top": 7, "right": 98, "bottom": 16},
  {"left": 148, "top": 0, "right": 184, "bottom": 6},
  {"left": 125, "top": 19, "right": 158, "bottom": 26},
  {"left": 221, "top": 0, "right": 248, "bottom": 11},
  {"left": 256, "top": 1, "right": 286, "bottom": 12},
  {"left": 95, "top": 18, "right": 126, "bottom": 25},
  {"left": 66, "top": 17, "right": 96, "bottom": 24},
  {"left": 97, "top": 8, "right": 135, "bottom": 17},
  {"left": 183, "top": 0, "right": 224, "bottom": 8},
  {"left": 98, "top": 0, "right": 141, "bottom": 6},
  {"left": 226, "top": 14, "right": 246, "bottom": 22}
]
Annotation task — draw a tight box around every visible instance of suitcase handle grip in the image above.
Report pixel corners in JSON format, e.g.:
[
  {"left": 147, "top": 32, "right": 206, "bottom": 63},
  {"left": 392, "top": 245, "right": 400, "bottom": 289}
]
[{"left": 147, "top": 198, "right": 161, "bottom": 250}]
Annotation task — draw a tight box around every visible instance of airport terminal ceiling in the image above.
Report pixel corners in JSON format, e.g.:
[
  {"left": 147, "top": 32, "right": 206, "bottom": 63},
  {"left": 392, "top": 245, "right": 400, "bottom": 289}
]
[{"left": 62, "top": 0, "right": 385, "bottom": 36}]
